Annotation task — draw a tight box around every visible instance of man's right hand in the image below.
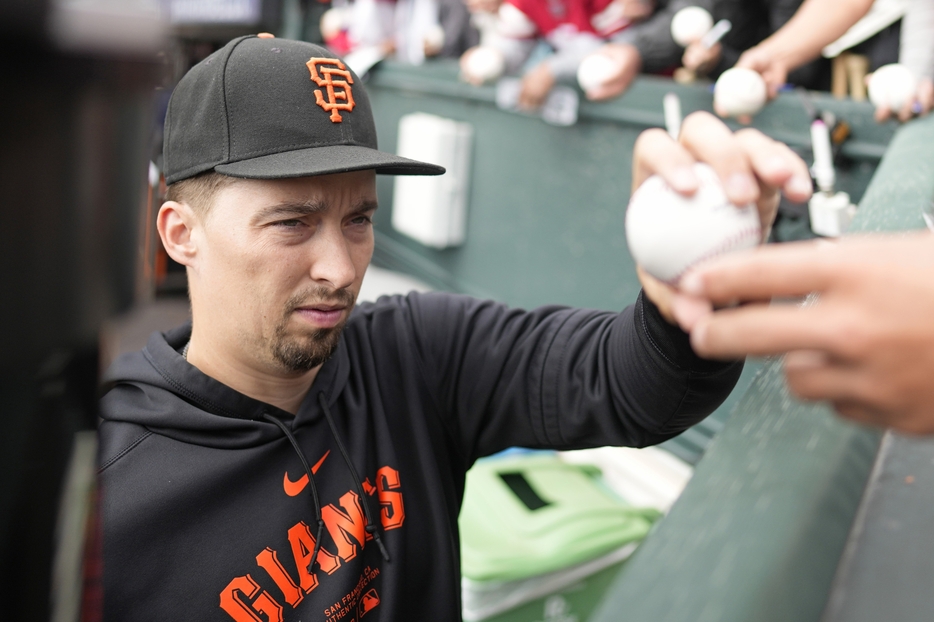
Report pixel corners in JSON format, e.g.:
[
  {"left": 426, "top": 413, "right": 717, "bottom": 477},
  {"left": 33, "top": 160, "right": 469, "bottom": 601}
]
[{"left": 631, "top": 112, "right": 812, "bottom": 322}]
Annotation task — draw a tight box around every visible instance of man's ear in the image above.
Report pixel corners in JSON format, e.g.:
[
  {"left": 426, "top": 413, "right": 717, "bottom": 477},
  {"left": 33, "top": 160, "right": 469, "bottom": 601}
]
[{"left": 157, "top": 201, "right": 199, "bottom": 267}]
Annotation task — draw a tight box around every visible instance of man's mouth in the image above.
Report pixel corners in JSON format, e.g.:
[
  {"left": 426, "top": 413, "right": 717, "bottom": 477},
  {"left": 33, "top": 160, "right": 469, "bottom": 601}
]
[{"left": 293, "top": 304, "right": 347, "bottom": 329}]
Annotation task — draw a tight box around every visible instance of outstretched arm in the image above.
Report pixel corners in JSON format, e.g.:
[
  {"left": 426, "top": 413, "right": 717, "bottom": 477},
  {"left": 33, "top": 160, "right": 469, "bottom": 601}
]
[{"left": 408, "top": 113, "right": 812, "bottom": 463}]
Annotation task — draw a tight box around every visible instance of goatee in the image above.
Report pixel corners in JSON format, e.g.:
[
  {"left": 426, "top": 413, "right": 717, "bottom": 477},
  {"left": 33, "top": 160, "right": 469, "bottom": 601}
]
[{"left": 271, "top": 286, "right": 355, "bottom": 372}]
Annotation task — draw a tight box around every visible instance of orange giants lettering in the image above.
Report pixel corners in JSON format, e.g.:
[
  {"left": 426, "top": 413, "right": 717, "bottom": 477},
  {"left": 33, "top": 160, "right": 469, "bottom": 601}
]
[
  {"left": 322, "top": 491, "right": 370, "bottom": 561},
  {"left": 219, "top": 574, "right": 284, "bottom": 622},
  {"left": 220, "top": 465, "right": 405, "bottom": 621},
  {"left": 256, "top": 547, "right": 303, "bottom": 607},
  {"left": 288, "top": 520, "right": 342, "bottom": 593},
  {"left": 376, "top": 466, "right": 405, "bottom": 529}
]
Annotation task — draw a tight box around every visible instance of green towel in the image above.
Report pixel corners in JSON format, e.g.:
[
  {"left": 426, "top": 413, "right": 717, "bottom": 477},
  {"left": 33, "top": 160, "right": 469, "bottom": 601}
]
[{"left": 459, "top": 454, "right": 662, "bottom": 582}]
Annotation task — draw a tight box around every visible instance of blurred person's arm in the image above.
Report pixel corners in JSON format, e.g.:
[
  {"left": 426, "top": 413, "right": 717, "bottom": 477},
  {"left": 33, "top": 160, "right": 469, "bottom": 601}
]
[{"left": 736, "top": 0, "right": 874, "bottom": 97}]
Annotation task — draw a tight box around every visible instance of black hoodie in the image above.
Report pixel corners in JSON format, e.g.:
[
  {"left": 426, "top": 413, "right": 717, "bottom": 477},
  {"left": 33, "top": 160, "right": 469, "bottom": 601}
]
[{"left": 98, "top": 291, "right": 741, "bottom": 622}]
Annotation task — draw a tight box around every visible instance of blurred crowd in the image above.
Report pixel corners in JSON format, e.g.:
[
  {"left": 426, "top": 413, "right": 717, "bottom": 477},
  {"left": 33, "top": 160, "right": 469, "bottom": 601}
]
[{"left": 316, "top": 0, "right": 934, "bottom": 122}]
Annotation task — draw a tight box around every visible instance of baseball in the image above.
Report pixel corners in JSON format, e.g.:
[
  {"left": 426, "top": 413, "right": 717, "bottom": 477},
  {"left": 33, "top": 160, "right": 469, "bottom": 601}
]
[
  {"left": 463, "top": 47, "right": 506, "bottom": 83},
  {"left": 714, "top": 67, "right": 768, "bottom": 117},
  {"left": 577, "top": 53, "right": 620, "bottom": 92},
  {"left": 625, "top": 163, "right": 761, "bottom": 283},
  {"left": 670, "top": 6, "right": 714, "bottom": 47},
  {"left": 868, "top": 63, "right": 917, "bottom": 111}
]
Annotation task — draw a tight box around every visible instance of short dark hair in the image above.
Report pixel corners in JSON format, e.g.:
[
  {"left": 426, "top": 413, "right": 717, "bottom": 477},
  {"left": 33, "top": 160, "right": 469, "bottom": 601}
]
[{"left": 164, "top": 171, "right": 238, "bottom": 217}]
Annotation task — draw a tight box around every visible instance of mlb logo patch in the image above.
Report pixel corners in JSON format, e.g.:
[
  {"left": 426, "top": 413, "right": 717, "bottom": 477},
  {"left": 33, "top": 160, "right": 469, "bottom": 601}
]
[{"left": 359, "top": 589, "right": 380, "bottom": 617}]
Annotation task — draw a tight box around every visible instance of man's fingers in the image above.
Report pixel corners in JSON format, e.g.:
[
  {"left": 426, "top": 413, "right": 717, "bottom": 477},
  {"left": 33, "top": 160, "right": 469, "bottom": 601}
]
[
  {"left": 631, "top": 128, "right": 699, "bottom": 195},
  {"left": 732, "top": 129, "right": 811, "bottom": 237},
  {"left": 681, "top": 239, "right": 838, "bottom": 304},
  {"left": 735, "top": 129, "right": 812, "bottom": 203},
  {"left": 679, "top": 112, "right": 758, "bottom": 206},
  {"left": 689, "top": 303, "right": 839, "bottom": 359}
]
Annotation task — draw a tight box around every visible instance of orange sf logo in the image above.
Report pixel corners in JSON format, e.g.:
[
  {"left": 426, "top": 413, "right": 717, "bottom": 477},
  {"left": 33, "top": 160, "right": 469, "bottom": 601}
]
[{"left": 306, "top": 57, "right": 355, "bottom": 123}]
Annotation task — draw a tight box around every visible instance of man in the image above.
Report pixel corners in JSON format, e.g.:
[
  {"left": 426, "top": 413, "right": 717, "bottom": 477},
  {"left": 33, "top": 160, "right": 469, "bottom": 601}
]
[{"left": 98, "top": 35, "right": 810, "bottom": 620}]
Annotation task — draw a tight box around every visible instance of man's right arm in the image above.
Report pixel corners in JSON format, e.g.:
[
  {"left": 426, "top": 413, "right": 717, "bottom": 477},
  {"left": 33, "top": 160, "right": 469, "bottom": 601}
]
[{"left": 403, "top": 289, "right": 742, "bottom": 467}]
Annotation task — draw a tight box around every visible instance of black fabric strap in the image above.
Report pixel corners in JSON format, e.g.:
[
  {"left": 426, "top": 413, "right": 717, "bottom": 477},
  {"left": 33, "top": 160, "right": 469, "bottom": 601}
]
[{"left": 317, "top": 392, "right": 391, "bottom": 562}]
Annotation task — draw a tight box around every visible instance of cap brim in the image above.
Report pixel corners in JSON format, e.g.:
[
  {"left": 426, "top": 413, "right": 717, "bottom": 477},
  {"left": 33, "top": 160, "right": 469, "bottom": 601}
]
[{"left": 214, "top": 144, "right": 445, "bottom": 179}]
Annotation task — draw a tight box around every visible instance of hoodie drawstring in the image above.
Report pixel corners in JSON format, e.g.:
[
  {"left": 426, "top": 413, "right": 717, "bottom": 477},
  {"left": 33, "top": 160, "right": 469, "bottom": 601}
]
[
  {"left": 317, "top": 392, "right": 391, "bottom": 562},
  {"left": 263, "top": 412, "right": 328, "bottom": 572}
]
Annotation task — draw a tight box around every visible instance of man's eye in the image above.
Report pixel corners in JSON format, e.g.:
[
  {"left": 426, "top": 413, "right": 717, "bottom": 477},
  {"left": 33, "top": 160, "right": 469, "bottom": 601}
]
[
  {"left": 276, "top": 219, "right": 304, "bottom": 228},
  {"left": 349, "top": 215, "right": 373, "bottom": 226}
]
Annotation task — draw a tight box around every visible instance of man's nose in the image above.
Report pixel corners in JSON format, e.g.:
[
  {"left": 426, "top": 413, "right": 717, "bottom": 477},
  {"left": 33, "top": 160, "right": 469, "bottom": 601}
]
[{"left": 310, "top": 226, "right": 356, "bottom": 291}]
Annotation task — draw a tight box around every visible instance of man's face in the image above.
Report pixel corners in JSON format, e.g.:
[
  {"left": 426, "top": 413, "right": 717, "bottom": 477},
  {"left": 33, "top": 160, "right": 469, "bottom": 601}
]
[{"left": 191, "top": 170, "right": 377, "bottom": 375}]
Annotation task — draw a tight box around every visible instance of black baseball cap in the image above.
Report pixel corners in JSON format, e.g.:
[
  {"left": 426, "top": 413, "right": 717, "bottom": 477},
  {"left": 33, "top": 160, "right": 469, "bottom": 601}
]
[{"left": 163, "top": 35, "right": 445, "bottom": 185}]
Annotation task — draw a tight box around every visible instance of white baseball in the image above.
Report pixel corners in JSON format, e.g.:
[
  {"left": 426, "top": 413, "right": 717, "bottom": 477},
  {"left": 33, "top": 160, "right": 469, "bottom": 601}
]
[
  {"left": 868, "top": 63, "right": 917, "bottom": 111},
  {"left": 577, "top": 54, "right": 620, "bottom": 92},
  {"left": 714, "top": 67, "right": 768, "bottom": 117},
  {"left": 626, "top": 163, "right": 761, "bottom": 283},
  {"left": 670, "top": 7, "right": 713, "bottom": 47},
  {"left": 463, "top": 47, "right": 506, "bottom": 83}
]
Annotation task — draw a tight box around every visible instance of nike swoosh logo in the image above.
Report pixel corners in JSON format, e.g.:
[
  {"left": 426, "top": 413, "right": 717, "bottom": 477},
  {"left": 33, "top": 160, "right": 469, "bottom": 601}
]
[{"left": 283, "top": 450, "right": 330, "bottom": 497}]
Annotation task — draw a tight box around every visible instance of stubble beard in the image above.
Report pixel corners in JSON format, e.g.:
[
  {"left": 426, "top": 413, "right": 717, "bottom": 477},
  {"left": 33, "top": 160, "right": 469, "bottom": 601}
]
[{"left": 270, "top": 286, "right": 356, "bottom": 373}]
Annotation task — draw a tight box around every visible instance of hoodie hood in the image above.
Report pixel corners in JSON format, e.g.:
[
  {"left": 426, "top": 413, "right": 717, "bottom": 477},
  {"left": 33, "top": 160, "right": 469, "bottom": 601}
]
[{"left": 100, "top": 322, "right": 351, "bottom": 449}]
